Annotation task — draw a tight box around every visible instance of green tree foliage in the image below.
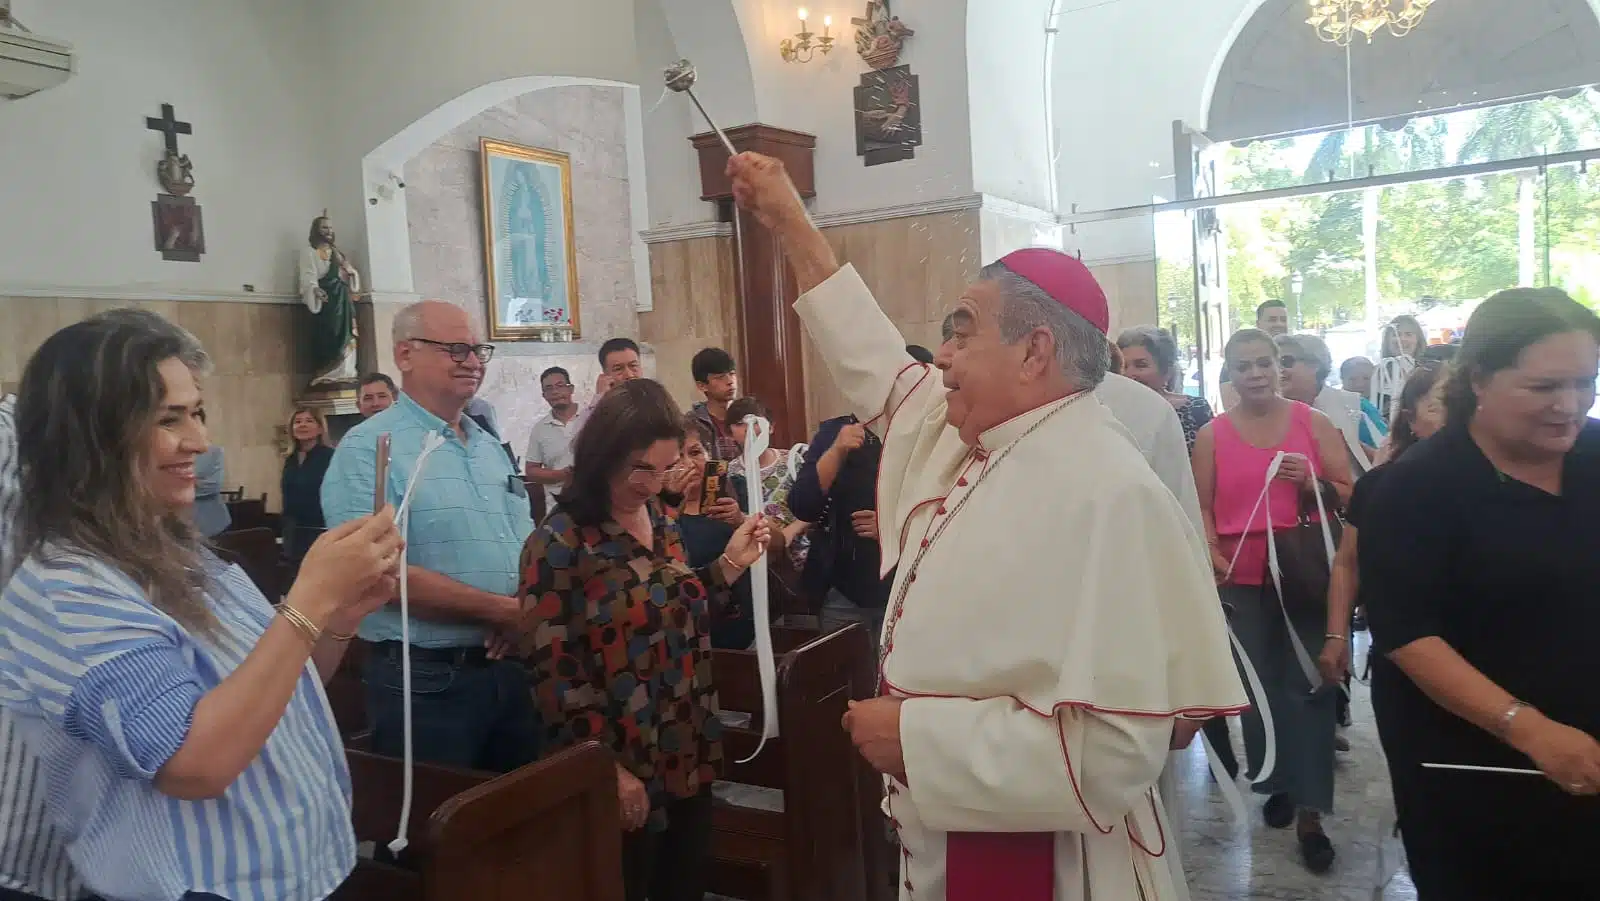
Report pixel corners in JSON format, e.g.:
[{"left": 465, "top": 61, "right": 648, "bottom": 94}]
[{"left": 1203, "top": 91, "right": 1600, "bottom": 330}]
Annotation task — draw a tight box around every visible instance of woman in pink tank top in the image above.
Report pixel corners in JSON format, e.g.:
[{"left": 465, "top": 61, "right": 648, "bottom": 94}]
[{"left": 1192, "top": 328, "right": 1354, "bottom": 875}]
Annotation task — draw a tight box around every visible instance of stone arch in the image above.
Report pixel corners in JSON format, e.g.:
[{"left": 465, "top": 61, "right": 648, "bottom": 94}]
[
  {"left": 314, "top": 0, "right": 762, "bottom": 293},
  {"left": 1201, "top": 0, "right": 1600, "bottom": 141},
  {"left": 360, "top": 75, "right": 654, "bottom": 300}
]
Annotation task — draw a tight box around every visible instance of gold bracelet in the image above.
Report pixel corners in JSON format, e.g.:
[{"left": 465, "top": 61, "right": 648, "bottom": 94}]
[
  {"left": 327, "top": 628, "right": 357, "bottom": 642},
  {"left": 277, "top": 604, "right": 323, "bottom": 647},
  {"left": 719, "top": 553, "right": 745, "bottom": 572},
  {"left": 1324, "top": 632, "right": 1348, "bottom": 643}
]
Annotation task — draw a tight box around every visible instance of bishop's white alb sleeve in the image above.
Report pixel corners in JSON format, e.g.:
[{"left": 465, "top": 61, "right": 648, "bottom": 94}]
[
  {"left": 793, "top": 264, "right": 938, "bottom": 434},
  {"left": 899, "top": 695, "right": 1171, "bottom": 834}
]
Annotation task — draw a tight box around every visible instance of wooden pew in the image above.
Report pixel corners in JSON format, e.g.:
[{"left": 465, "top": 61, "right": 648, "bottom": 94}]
[
  {"left": 226, "top": 493, "right": 277, "bottom": 532},
  {"left": 332, "top": 741, "right": 624, "bottom": 901},
  {"left": 213, "top": 527, "right": 287, "bottom": 603},
  {"left": 708, "top": 623, "right": 894, "bottom": 901}
]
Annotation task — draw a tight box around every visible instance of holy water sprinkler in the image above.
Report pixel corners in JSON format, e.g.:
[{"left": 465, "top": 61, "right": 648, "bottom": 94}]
[{"left": 663, "top": 59, "right": 737, "bottom": 157}]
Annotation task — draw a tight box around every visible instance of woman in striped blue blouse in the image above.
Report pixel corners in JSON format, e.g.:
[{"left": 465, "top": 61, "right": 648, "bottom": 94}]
[{"left": 0, "top": 310, "right": 403, "bottom": 901}]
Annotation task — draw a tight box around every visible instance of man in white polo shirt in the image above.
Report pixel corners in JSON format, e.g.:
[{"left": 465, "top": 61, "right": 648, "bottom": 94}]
[
  {"left": 523, "top": 366, "right": 580, "bottom": 511},
  {"left": 0, "top": 391, "right": 86, "bottom": 901}
]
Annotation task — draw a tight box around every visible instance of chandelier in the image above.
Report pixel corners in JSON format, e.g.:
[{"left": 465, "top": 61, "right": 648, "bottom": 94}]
[{"left": 1306, "top": 0, "right": 1433, "bottom": 46}]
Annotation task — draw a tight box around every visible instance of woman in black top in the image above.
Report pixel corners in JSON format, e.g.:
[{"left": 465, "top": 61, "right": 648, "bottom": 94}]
[
  {"left": 281, "top": 406, "right": 334, "bottom": 561},
  {"left": 1360, "top": 288, "right": 1600, "bottom": 898}
]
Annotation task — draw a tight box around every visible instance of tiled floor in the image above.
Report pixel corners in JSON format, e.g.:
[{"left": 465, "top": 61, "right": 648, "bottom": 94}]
[
  {"left": 713, "top": 640, "right": 1419, "bottom": 900},
  {"left": 1171, "top": 654, "right": 1418, "bottom": 900}
]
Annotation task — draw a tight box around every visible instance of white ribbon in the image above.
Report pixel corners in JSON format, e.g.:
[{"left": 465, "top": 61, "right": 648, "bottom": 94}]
[
  {"left": 1324, "top": 390, "right": 1376, "bottom": 474},
  {"left": 387, "top": 430, "right": 448, "bottom": 856},
  {"left": 1218, "top": 450, "right": 1341, "bottom": 794},
  {"left": 1371, "top": 354, "right": 1414, "bottom": 424},
  {"left": 736, "top": 415, "right": 779, "bottom": 763},
  {"left": 1224, "top": 451, "right": 1336, "bottom": 692},
  {"left": 784, "top": 443, "right": 808, "bottom": 484}
]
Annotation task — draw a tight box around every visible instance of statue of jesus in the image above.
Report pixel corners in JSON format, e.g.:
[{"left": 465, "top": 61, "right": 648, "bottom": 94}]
[{"left": 299, "top": 212, "right": 362, "bottom": 386}]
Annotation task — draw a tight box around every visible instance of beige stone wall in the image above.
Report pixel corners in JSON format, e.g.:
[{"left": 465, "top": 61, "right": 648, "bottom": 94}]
[
  {"left": 0, "top": 296, "right": 299, "bottom": 509},
  {"left": 804, "top": 210, "right": 982, "bottom": 426},
  {"left": 1089, "top": 259, "right": 1160, "bottom": 335},
  {"left": 639, "top": 236, "right": 740, "bottom": 410},
  {"left": 403, "top": 83, "right": 645, "bottom": 456},
  {"left": 640, "top": 210, "right": 985, "bottom": 433}
]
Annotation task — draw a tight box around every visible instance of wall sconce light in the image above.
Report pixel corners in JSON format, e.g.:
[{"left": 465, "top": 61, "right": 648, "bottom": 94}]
[{"left": 780, "top": 8, "right": 833, "bottom": 63}]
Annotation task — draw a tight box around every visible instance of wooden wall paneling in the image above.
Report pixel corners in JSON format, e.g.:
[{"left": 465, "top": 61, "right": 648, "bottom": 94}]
[{"left": 690, "top": 125, "right": 816, "bottom": 447}]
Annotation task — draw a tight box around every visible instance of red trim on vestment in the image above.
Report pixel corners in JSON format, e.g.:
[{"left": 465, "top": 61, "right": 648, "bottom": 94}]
[
  {"left": 870, "top": 361, "right": 941, "bottom": 576},
  {"left": 880, "top": 675, "right": 1252, "bottom": 721},
  {"left": 863, "top": 360, "right": 930, "bottom": 430},
  {"left": 1126, "top": 790, "right": 1167, "bottom": 858}
]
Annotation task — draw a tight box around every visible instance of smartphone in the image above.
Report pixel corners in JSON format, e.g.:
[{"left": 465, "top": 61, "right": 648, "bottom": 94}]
[
  {"left": 374, "top": 433, "right": 391, "bottom": 513},
  {"left": 701, "top": 460, "right": 728, "bottom": 506}
]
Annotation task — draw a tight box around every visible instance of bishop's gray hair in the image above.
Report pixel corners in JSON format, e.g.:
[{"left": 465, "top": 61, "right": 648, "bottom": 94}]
[{"left": 979, "top": 261, "right": 1110, "bottom": 390}]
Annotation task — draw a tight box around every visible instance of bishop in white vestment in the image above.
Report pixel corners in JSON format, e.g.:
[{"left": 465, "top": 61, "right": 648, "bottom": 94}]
[{"left": 727, "top": 153, "right": 1247, "bottom": 901}]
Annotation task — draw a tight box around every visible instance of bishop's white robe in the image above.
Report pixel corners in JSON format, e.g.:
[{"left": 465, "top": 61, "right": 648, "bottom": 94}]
[{"left": 795, "top": 265, "right": 1247, "bottom": 901}]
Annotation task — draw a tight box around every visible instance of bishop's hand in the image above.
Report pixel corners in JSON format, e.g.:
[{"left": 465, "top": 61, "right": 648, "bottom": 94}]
[
  {"left": 843, "top": 697, "right": 906, "bottom": 781},
  {"left": 727, "top": 152, "right": 808, "bottom": 235}
]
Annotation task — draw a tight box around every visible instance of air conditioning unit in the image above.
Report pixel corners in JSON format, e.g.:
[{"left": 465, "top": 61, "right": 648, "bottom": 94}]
[{"left": 0, "top": 26, "right": 74, "bottom": 100}]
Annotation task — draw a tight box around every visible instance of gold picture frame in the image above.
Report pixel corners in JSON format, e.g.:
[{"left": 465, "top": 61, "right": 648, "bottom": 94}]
[{"left": 479, "top": 138, "right": 580, "bottom": 341}]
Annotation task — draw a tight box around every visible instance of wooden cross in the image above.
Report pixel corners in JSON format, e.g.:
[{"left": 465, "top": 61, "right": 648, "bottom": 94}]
[{"left": 145, "top": 103, "right": 192, "bottom": 155}]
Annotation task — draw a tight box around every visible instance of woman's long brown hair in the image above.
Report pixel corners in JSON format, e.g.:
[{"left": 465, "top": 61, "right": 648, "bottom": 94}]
[{"left": 14, "top": 309, "right": 217, "bottom": 635}]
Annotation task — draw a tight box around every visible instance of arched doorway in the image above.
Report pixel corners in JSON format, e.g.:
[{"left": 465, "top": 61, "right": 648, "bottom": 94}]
[{"left": 1155, "top": 0, "right": 1600, "bottom": 407}]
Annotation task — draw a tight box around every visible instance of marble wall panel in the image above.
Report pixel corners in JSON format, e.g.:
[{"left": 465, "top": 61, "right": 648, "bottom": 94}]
[
  {"left": 639, "top": 236, "right": 740, "bottom": 411},
  {"left": 637, "top": 211, "right": 980, "bottom": 434},
  {"left": 803, "top": 210, "right": 981, "bottom": 427},
  {"left": 404, "top": 84, "right": 645, "bottom": 457},
  {"left": 634, "top": 211, "right": 1172, "bottom": 441},
  {"left": 0, "top": 296, "right": 300, "bottom": 509},
  {"left": 1089, "top": 259, "right": 1160, "bottom": 334}
]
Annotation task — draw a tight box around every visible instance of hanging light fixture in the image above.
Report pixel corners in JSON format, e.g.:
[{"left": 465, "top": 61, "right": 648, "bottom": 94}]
[{"left": 1306, "top": 0, "right": 1433, "bottom": 46}]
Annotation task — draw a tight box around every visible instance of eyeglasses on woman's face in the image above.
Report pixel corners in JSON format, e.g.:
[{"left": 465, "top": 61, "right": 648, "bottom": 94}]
[{"left": 411, "top": 337, "right": 496, "bottom": 364}]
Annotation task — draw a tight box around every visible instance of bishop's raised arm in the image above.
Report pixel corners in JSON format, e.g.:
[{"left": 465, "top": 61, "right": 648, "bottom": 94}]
[{"left": 726, "top": 152, "right": 940, "bottom": 433}]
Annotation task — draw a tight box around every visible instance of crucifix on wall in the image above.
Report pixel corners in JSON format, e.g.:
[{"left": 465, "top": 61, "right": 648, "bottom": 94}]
[{"left": 146, "top": 103, "right": 205, "bottom": 262}]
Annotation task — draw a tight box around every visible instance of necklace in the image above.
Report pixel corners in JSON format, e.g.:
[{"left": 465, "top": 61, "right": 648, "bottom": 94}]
[{"left": 876, "top": 392, "right": 1089, "bottom": 682}]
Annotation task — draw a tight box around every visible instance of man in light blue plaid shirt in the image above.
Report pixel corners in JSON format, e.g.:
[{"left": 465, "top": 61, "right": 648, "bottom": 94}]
[
  {"left": 321, "top": 301, "right": 540, "bottom": 772},
  {"left": 0, "top": 393, "right": 87, "bottom": 901}
]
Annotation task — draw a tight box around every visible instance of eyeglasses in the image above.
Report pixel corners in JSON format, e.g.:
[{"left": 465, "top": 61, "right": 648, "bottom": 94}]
[
  {"left": 542, "top": 382, "right": 574, "bottom": 392},
  {"left": 412, "top": 338, "right": 495, "bottom": 364}
]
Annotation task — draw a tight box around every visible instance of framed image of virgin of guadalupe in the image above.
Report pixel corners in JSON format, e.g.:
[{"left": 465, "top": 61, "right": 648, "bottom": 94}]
[{"left": 479, "top": 138, "right": 581, "bottom": 341}]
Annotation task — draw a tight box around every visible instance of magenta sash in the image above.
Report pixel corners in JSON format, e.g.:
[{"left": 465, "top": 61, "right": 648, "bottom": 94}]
[{"left": 946, "top": 831, "right": 1054, "bottom": 900}]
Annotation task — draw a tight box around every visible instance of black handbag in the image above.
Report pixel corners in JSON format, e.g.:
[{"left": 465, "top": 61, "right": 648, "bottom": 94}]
[{"left": 1267, "top": 480, "right": 1344, "bottom": 617}]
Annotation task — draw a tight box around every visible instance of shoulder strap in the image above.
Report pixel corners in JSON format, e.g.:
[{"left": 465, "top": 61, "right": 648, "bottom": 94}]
[{"left": 1223, "top": 451, "right": 1337, "bottom": 692}]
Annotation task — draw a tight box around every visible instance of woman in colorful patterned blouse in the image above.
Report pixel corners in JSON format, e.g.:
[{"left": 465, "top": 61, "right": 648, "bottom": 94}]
[{"left": 511, "top": 379, "right": 769, "bottom": 901}]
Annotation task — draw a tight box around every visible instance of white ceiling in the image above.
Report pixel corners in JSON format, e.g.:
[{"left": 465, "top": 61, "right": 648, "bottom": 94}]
[{"left": 1206, "top": 0, "right": 1600, "bottom": 141}]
